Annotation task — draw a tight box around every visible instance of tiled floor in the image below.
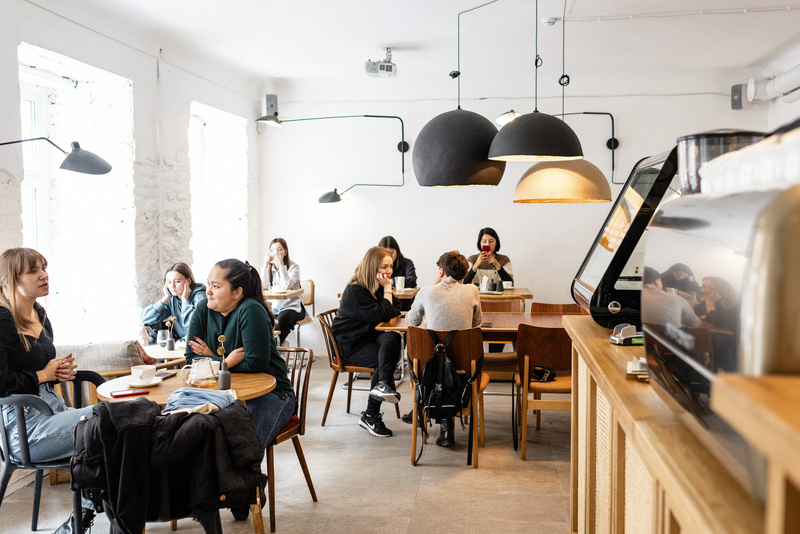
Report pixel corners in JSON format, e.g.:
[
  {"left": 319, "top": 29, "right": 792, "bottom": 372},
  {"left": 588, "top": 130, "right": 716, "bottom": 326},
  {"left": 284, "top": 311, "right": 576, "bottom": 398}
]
[{"left": 0, "top": 366, "right": 571, "bottom": 533}]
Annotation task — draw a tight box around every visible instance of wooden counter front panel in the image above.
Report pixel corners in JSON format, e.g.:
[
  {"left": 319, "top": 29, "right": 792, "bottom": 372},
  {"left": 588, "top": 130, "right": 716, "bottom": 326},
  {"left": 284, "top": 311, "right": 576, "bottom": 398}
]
[{"left": 566, "top": 315, "right": 762, "bottom": 534}]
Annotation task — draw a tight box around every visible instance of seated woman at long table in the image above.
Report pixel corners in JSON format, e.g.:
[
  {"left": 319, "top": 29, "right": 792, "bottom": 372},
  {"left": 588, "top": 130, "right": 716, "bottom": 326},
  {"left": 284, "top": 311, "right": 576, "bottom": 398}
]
[
  {"left": 186, "top": 258, "right": 294, "bottom": 521},
  {"left": 332, "top": 246, "right": 402, "bottom": 438},
  {"left": 462, "top": 227, "right": 514, "bottom": 288},
  {"left": 140, "top": 262, "right": 207, "bottom": 343},
  {"left": 405, "top": 250, "right": 482, "bottom": 447}
]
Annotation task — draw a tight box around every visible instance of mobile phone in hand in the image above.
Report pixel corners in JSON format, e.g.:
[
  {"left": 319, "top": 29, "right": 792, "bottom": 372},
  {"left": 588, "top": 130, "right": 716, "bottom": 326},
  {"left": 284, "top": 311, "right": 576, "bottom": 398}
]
[{"left": 482, "top": 245, "right": 491, "bottom": 252}]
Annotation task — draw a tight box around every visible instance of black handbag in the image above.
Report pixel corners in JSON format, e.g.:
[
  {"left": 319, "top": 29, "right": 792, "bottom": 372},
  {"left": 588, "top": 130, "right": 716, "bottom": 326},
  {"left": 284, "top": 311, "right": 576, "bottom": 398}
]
[{"left": 531, "top": 365, "right": 556, "bottom": 382}]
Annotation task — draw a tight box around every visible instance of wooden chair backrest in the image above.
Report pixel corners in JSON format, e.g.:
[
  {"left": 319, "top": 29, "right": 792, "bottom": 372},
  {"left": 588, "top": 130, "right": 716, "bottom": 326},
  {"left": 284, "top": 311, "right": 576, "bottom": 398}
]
[
  {"left": 529, "top": 302, "right": 586, "bottom": 315},
  {"left": 516, "top": 323, "right": 573, "bottom": 377},
  {"left": 480, "top": 295, "right": 525, "bottom": 312},
  {"left": 300, "top": 279, "right": 315, "bottom": 308},
  {"left": 406, "top": 326, "right": 483, "bottom": 375},
  {"left": 277, "top": 346, "right": 313, "bottom": 435},
  {"left": 316, "top": 309, "right": 342, "bottom": 370}
]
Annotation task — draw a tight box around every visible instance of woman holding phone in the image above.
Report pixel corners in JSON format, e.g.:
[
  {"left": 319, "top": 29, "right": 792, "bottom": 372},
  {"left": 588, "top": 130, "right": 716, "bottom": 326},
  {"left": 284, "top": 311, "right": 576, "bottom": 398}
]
[
  {"left": 0, "top": 247, "right": 97, "bottom": 532},
  {"left": 463, "top": 227, "right": 514, "bottom": 287},
  {"left": 140, "top": 262, "right": 207, "bottom": 341},
  {"left": 331, "top": 247, "right": 402, "bottom": 438},
  {"left": 260, "top": 238, "right": 306, "bottom": 347}
]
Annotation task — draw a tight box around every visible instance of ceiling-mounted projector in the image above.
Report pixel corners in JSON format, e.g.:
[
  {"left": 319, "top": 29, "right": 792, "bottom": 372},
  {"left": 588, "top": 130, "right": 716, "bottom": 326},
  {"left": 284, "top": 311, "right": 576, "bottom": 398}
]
[{"left": 365, "top": 47, "right": 397, "bottom": 78}]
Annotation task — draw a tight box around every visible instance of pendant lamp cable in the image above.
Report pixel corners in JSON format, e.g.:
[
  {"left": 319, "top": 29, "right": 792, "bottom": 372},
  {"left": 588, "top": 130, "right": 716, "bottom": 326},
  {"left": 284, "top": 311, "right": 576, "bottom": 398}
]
[
  {"left": 534, "top": 0, "right": 541, "bottom": 112},
  {"left": 559, "top": 0, "right": 570, "bottom": 119},
  {"left": 456, "top": 0, "right": 499, "bottom": 109}
]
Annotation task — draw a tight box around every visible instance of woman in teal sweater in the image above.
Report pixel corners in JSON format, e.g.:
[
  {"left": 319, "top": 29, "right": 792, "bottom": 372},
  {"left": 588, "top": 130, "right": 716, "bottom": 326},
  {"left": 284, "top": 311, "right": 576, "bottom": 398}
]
[{"left": 185, "top": 258, "right": 294, "bottom": 462}]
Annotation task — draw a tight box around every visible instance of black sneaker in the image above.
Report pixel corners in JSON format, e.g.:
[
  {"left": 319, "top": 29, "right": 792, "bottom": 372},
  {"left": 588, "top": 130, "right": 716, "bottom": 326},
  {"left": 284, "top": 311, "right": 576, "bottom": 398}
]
[
  {"left": 401, "top": 411, "right": 413, "bottom": 424},
  {"left": 359, "top": 412, "right": 393, "bottom": 437},
  {"left": 369, "top": 381, "right": 401, "bottom": 404}
]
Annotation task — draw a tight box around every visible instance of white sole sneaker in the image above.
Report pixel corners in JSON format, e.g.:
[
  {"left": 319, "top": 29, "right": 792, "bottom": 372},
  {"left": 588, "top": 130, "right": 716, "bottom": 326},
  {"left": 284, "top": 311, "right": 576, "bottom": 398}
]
[
  {"left": 369, "top": 389, "right": 401, "bottom": 404},
  {"left": 358, "top": 417, "right": 392, "bottom": 437}
]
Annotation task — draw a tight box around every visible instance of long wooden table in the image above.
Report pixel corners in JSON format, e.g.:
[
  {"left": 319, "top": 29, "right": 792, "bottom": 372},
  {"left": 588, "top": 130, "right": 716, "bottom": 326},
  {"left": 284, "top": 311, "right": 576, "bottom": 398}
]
[
  {"left": 478, "top": 287, "right": 533, "bottom": 300},
  {"left": 96, "top": 372, "right": 276, "bottom": 407},
  {"left": 376, "top": 311, "right": 563, "bottom": 342},
  {"left": 263, "top": 288, "right": 304, "bottom": 300}
]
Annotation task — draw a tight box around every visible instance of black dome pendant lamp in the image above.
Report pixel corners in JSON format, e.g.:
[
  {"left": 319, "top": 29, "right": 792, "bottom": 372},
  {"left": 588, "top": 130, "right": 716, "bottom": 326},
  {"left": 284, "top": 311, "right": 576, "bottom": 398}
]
[
  {"left": 488, "top": 0, "right": 583, "bottom": 162},
  {"left": 412, "top": 1, "right": 505, "bottom": 187}
]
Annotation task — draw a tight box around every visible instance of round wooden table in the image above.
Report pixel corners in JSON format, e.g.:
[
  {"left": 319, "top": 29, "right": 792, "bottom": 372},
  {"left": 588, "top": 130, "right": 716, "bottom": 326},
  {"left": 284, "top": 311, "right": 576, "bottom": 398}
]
[{"left": 96, "top": 372, "right": 276, "bottom": 406}]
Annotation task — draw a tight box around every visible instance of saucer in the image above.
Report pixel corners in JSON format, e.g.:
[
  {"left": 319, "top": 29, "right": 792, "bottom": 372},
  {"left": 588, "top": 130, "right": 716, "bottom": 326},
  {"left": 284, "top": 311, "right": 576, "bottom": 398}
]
[{"left": 128, "top": 377, "right": 162, "bottom": 388}]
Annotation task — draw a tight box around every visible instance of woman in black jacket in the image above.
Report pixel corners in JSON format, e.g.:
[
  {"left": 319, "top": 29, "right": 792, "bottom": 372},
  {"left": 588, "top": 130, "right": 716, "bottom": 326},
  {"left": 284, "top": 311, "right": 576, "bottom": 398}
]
[{"left": 331, "top": 246, "right": 401, "bottom": 438}]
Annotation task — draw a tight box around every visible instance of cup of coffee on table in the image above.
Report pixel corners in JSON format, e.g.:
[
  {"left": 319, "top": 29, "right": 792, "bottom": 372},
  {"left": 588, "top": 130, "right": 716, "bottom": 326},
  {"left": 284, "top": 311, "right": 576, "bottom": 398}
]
[
  {"left": 130, "top": 364, "right": 157, "bottom": 385},
  {"left": 395, "top": 276, "right": 405, "bottom": 292}
]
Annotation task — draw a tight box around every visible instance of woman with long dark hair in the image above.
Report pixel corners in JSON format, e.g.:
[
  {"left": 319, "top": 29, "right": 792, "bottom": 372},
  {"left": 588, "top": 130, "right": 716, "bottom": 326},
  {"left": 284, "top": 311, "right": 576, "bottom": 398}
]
[
  {"left": 260, "top": 238, "right": 306, "bottom": 346},
  {"left": 186, "top": 258, "right": 294, "bottom": 520},
  {"left": 332, "top": 247, "right": 402, "bottom": 438},
  {"left": 140, "top": 262, "right": 207, "bottom": 340},
  {"left": 462, "top": 227, "right": 514, "bottom": 287}
]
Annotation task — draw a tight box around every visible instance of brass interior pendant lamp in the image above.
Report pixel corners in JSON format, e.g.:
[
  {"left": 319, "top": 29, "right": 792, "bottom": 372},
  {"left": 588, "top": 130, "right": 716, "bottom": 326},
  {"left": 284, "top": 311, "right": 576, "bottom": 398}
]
[{"left": 509, "top": 0, "right": 611, "bottom": 203}]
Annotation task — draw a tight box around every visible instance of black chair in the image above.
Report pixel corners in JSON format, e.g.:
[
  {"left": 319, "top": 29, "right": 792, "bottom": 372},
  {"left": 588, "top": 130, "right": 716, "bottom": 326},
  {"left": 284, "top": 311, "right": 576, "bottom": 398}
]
[{"left": 0, "top": 370, "right": 105, "bottom": 532}]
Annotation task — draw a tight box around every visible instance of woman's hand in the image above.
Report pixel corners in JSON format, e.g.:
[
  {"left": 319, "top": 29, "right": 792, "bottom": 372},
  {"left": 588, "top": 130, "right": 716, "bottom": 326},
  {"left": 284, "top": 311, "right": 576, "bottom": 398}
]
[
  {"left": 188, "top": 336, "right": 214, "bottom": 356},
  {"left": 376, "top": 272, "right": 393, "bottom": 290},
  {"left": 263, "top": 250, "right": 276, "bottom": 267},
  {"left": 225, "top": 347, "right": 245, "bottom": 368},
  {"left": 477, "top": 251, "right": 497, "bottom": 269},
  {"left": 37, "top": 355, "right": 77, "bottom": 383},
  {"left": 180, "top": 281, "right": 192, "bottom": 302}
]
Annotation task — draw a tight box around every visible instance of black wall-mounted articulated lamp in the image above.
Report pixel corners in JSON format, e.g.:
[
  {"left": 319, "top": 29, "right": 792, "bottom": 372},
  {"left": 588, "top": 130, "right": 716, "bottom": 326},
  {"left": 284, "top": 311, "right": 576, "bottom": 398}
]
[
  {"left": 273, "top": 114, "right": 407, "bottom": 203},
  {"left": 0, "top": 137, "right": 112, "bottom": 174}
]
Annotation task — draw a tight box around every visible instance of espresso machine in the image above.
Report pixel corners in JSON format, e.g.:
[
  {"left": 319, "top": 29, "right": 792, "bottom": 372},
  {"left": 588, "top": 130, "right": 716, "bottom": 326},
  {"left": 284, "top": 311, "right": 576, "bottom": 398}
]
[{"left": 641, "top": 123, "right": 800, "bottom": 500}]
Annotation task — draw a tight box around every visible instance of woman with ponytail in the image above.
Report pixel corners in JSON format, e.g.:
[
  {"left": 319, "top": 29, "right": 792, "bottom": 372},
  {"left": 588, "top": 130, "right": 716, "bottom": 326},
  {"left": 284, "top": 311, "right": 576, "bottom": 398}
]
[{"left": 185, "top": 259, "right": 294, "bottom": 519}]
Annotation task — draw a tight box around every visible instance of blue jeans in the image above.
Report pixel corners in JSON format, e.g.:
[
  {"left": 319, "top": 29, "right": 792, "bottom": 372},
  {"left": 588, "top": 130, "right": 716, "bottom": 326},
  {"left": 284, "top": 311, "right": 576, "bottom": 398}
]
[
  {"left": 246, "top": 390, "right": 296, "bottom": 451},
  {"left": 2, "top": 383, "right": 93, "bottom": 463}
]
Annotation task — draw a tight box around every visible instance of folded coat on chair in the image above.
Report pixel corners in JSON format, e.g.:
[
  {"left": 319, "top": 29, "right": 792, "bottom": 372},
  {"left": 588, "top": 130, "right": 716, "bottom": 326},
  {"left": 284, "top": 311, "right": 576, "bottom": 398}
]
[{"left": 71, "top": 398, "right": 266, "bottom": 534}]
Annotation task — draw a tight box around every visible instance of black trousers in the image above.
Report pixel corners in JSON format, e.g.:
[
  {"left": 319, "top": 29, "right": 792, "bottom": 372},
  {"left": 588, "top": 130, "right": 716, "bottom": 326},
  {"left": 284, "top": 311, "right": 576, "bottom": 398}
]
[
  {"left": 345, "top": 332, "right": 401, "bottom": 416},
  {"left": 275, "top": 308, "right": 307, "bottom": 343}
]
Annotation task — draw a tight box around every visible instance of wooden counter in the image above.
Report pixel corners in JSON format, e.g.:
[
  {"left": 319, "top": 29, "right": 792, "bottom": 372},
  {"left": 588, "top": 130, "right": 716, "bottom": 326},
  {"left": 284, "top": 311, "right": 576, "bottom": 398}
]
[
  {"left": 565, "top": 315, "right": 763, "bottom": 534},
  {"left": 713, "top": 375, "right": 800, "bottom": 533}
]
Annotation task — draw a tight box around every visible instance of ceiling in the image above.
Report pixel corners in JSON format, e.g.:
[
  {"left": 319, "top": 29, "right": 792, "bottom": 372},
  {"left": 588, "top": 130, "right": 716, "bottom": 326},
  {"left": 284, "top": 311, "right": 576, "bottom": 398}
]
[{"left": 27, "top": 1, "right": 800, "bottom": 90}]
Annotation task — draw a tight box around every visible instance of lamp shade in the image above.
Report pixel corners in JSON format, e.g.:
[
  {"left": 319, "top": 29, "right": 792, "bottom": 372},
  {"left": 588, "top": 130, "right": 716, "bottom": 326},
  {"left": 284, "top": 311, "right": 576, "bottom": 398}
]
[
  {"left": 489, "top": 111, "right": 583, "bottom": 161},
  {"left": 513, "top": 159, "right": 611, "bottom": 203},
  {"left": 318, "top": 189, "right": 342, "bottom": 203},
  {"left": 60, "top": 142, "right": 112, "bottom": 175},
  {"left": 412, "top": 109, "right": 505, "bottom": 186}
]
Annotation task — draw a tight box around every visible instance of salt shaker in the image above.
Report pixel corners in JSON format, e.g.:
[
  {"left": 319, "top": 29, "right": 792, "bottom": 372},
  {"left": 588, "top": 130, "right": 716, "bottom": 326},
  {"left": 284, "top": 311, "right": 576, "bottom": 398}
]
[{"left": 218, "top": 360, "right": 231, "bottom": 390}]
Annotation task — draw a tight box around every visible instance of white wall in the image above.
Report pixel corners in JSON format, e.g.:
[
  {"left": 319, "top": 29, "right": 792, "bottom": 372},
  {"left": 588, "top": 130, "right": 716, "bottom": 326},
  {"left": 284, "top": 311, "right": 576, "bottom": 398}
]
[{"left": 257, "top": 73, "right": 797, "bottom": 355}]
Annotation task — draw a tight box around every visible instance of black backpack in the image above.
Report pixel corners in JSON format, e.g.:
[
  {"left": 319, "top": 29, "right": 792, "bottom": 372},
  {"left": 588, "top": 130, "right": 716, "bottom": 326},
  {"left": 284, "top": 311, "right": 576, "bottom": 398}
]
[{"left": 410, "top": 329, "right": 483, "bottom": 466}]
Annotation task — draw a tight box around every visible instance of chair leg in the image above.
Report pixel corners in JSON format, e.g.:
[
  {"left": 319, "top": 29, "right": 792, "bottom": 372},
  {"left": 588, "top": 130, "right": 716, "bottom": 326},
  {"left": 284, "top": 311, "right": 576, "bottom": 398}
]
[
  {"left": 394, "top": 403, "right": 401, "bottom": 419},
  {"left": 251, "top": 484, "right": 265, "bottom": 534},
  {"left": 267, "top": 444, "right": 276, "bottom": 533},
  {"left": 0, "top": 461, "right": 13, "bottom": 510},
  {"left": 479, "top": 391, "right": 486, "bottom": 447},
  {"left": 195, "top": 509, "right": 223, "bottom": 534},
  {"left": 321, "top": 370, "right": 339, "bottom": 426},
  {"left": 411, "top": 390, "right": 418, "bottom": 465},
  {"left": 521, "top": 394, "right": 529, "bottom": 461},
  {"left": 32, "top": 469, "right": 44, "bottom": 530},
  {"left": 72, "top": 489, "right": 83, "bottom": 533},
  {"left": 171, "top": 519, "right": 177, "bottom": 530},
  {"left": 535, "top": 392, "right": 542, "bottom": 430},
  {"left": 291, "top": 436, "right": 317, "bottom": 501},
  {"left": 346, "top": 372, "right": 355, "bottom": 414}
]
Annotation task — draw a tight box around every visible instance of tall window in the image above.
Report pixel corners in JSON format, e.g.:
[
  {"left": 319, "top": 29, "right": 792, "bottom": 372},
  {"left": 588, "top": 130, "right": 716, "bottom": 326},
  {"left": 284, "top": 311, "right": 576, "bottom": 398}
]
[
  {"left": 188, "top": 102, "right": 248, "bottom": 277},
  {"left": 18, "top": 43, "right": 137, "bottom": 344}
]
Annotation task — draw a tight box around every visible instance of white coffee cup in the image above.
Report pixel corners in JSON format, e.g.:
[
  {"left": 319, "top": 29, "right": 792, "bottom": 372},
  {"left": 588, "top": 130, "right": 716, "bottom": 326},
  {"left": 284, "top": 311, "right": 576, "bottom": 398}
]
[
  {"left": 211, "top": 360, "right": 221, "bottom": 376},
  {"left": 503, "top": 281, "right": 513, "bottom": 289},
  {"left": 130, "top": 364, "right": 156, "bottom": 385},
  {"left": 395, "top": 276, "right": 405, "bottom": 292}
]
